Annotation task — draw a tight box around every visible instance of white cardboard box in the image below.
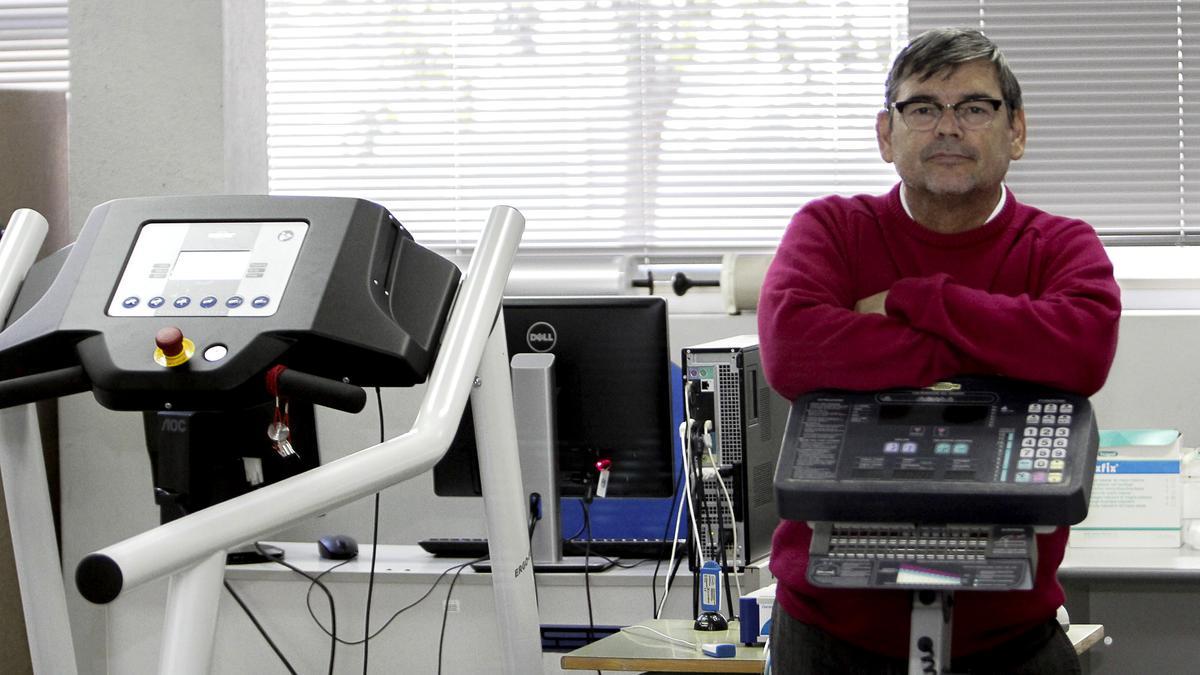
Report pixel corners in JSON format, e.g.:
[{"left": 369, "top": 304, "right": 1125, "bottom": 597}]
[{"left": 1070, "top": 429, "right": 1182, "bottom": 548}]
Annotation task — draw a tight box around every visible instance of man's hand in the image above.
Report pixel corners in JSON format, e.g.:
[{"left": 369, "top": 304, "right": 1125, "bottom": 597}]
[{"left": 855, "top": 290, "right": 888, "bottom": 315}]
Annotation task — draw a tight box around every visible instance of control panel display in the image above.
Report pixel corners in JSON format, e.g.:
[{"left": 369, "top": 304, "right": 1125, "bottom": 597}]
[
  {"left": 170, "top": 250, "right": 253, "bottom": 281},
  {"left": 107, "top": 221, "right": 309, "bottom": 318},
  {"left": 774, "top": 377, "right": 1099, "bottom": 525}
]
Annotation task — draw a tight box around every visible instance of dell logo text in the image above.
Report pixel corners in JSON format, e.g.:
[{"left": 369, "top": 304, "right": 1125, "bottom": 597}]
[{"left": 526, "top": 321, "right": 557, "bottom": 352}]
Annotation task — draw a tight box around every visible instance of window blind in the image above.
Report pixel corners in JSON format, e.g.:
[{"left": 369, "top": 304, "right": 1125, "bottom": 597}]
[
  {"left": 266, "top": 0, "right": 908, "bottom": 255},
  {"left": 0, "top": 1, "right": 67, "bottom": 90},
  {"left": 911, "top": 1, "right": 1200, "bottom": 240}
]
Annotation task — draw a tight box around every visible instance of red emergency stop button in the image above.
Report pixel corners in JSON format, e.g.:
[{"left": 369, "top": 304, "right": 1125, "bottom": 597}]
[{"left": 154, "top": 326, "right": 195, "bottom": 367}]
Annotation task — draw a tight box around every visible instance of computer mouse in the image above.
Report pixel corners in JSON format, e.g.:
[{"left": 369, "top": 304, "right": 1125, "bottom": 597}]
[{"left": 317, "top": 534, "right": 359, "bottom": 560}]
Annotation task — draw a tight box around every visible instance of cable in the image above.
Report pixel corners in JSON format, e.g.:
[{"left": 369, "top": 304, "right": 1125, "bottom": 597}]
[
  {"left": 564, "top": 517, "right": 586, "bottom": 541},
  {"left": 255, "top": 542, "right": 340, "bottom": 674},
  {"left": 362, "top": 387, "right": 385, "bottom": 674},
  {"left": 223, "top": 579, "right": 299, "bottom": 675},
  {"left": 719, "top": 529, "right": 736, "bottom": 621},
  {"left": 703, "top": 435, "right": 743, "bottom": 603},
  {"left": 681, "top": 421, "right": 704, "bottom": 573},
  {"left": 436, "top": 555, "right": 487, "bottom": 675},
  {"left": 620, "top": 624, "right": 697, "bottom": 649},
  {"left": 581, "top": 493, "right": 602, "bottom": 675},
  {"left": 651, "top": 453, "right": 686, "bottom": 617},
  {"left": 657, "top": 419, "right": 699, "bottom": 619},
  {"left": 295, "top": 556, "right": 479, "bottom": 645},
  {"left": 580, "top": 487, "right": 597, "bottom": 642}
]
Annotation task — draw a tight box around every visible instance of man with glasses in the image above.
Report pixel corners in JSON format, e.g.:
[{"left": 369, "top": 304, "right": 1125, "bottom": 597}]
[{"left": 758, "top": 28, "right": 1121, "bottom": 673}]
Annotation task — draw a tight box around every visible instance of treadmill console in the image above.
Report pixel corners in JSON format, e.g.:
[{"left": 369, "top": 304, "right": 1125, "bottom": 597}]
[
  {"left": 774, "top": 377, "right": 1098, "bottom": 526},
  {"left": 0, "top": 195, "right": 462, "bottom": 411}
]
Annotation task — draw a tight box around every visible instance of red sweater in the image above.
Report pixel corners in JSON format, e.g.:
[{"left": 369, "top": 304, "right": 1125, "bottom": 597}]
[{"left": 758, "top": 184, "right": 1121, "bottom": 658}]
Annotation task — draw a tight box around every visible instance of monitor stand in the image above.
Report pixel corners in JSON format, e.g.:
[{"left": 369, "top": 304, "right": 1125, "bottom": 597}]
[{"left": 473, "top": 352, "right": 613, "bottom": 574}]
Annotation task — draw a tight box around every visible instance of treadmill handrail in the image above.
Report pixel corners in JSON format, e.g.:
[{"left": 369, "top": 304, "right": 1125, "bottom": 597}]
[
  {"left": 0, "top": 366, "right": 91, "bottom": 409},
  {"left": 75, "top": 205, "right": 525, "bottom": 604},
  {"left": 0, "top": 209, "right": 48, "bottom": 327}
]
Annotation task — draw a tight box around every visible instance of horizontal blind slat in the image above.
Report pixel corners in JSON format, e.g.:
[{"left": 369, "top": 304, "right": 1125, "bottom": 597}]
[{"left": 266, "top": 0, "right": 908, "bottom": 253}]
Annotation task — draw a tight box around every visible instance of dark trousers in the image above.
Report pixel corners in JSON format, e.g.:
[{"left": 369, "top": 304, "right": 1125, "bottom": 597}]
[{"left": 769, "top": 603, "right": 1081, "bottom": 674}]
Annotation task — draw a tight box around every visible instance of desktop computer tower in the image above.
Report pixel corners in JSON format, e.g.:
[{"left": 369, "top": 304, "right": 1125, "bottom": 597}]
[{"left": 682, "top": 336, "right": 788, "bottom": 571}]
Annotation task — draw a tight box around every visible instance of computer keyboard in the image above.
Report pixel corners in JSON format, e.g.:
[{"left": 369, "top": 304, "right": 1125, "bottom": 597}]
[
  {"left": 563, "top": 538, "right": 682, "bottom": 560},
  {"left": 417, "top": 537, "right": 684, "bottom": 560},
  {"left": 417, "top": 537, "right": 489, "bottom": 558}
]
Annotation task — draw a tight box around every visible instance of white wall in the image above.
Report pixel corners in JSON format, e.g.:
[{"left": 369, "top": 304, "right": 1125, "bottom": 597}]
[{"left": 68, "top": 0, "right": 266, "bottom": 236}]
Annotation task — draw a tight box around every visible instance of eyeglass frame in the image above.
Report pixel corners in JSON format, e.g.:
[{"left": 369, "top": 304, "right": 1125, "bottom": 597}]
[{"left": 890, "top": 97, "right": 1006, "bottom": 131}]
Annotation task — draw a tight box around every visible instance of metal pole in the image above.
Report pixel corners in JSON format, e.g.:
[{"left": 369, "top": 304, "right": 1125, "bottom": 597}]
[
  {"left": 156, "top": 550, "right": 227, "bottom": 675},
  {"left": 470, "top": 316, "right": 543, "bottom": 674},
  {"left": 908, "top": 590, "right": 953, "bottom": 675},
  {"left": 0, "top": 209, "right": 78, "bottom": 675}
]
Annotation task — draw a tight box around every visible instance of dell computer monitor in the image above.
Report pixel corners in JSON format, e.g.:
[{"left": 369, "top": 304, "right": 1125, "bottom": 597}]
[{"left": 434, "top": 296, "right": 679, "bottom": 532}]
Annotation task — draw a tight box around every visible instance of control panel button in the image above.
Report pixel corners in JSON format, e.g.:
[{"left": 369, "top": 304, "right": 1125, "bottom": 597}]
[
  {"left": 1044, "top": 404, "right": 1058, "bottom": 413},
  {"left": 226, "top": 296, "right": 244, "bottom": 309},
  {"left": 1026, "top": 414, "right": 1041, "bottom": 424},
  {"left": 1057, "top": 415, "right": 1072, "bottom": 425},
  {"left": 884, "top": 442, "right": 899, "bottom": 454},
  {"left": 901, "top": 442, "right": 918, "bottom": 454},
  {"left": 200, "top": 296, "right": 218, "bottom": 308},
  {"left": 1017, "top": 459, "right": 1033, "bottom": 470},
  {"left": 934, "top": 442, "right": 952, "bottom": 455},
  {"left": 1050, "top": 459, "right": 1065, "bottom": 470},
  {"left": 1055, "top": 427, "right": 1070, "bottom": 437},
  {"left": 1052, "top": 448, "right": 1067, "bottom": 458},
  {"left": 1015, "top": 472, "right": 1031, "bottom": 483},
  {"left": 1053, "top": 438, "right": 1069, "bottom": 448},
  {"left": 952, "top": 442, "right": 970, "bottom": 455},
  {"left": 1020, "top": 448, "right": 1035, "bottom": 458},
  {"left": 1036, "top": 448, "right": 1051, "bottom": 458},
  {"left": 1048, "top": 472, "right": 1064, "bottom": 483},
  {"left": 1037, "top": 438, "right": 1052, "bottom": 448},
  {"left": 1059, "top": 404, "right": 1074, "bottom": 414},
  {"left": 153, "top": 326, "right": 194, "bottom": 367},
  {"left": 147, "top": 296, "right": 165, "bottom": 309},
  {"left": 156, "top": 327, "right": 183, "bottom": 356},
  {"left": 1039, "top": 427, "right": 1054, "bottom": 437},
  {"left": 173, "top": 296, "right": 191, "bottom": 308},
  {"left": 251, "top": 295, "right": 271, "bottom": 309},
  {"left": 1027, "top": 403, "right": 1043, "bottom": 413},
  {"left": 1041, "top": 414, "right": 1056, "bottom": 425},
  {"left": 1021, "top": 437, "right": 1036, "bottom": 448},
  {"left": 122, "top": 296, "right": 140, "bottom": 308}
]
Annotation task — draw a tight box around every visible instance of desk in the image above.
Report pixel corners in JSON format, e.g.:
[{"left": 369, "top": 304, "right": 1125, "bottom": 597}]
[
  {"left": 1059, "top": 545, "right": 1200, "bottom": 673},
  {"left": 560, "top": 619, "right": 1104, "bottom": 673},
  {"left": 560, "top": 620, "right": 762, "bottom": 673},
  {"left": 105, "top": 543, "right": 771, "bottom": 674}
]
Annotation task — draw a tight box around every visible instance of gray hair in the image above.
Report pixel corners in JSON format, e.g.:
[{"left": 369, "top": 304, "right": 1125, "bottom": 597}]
[{"left": 884, "top": 28, "right": 1022, "bottom": 121}]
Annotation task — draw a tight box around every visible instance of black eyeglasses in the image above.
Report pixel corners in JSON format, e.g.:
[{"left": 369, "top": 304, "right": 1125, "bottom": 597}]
[{"left": 892, "top": 98, "right": 1004, "bottom": 131}]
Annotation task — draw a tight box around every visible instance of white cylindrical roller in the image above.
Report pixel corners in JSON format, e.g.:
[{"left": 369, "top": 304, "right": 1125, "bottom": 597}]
[{"left": 720, "top": 252, "right": 773, "bottom": 315}]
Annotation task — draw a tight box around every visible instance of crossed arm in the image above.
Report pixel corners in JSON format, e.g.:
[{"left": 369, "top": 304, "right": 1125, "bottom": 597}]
[{"left": 757, "top": 208, "right": 1122, "bottom": 401}]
